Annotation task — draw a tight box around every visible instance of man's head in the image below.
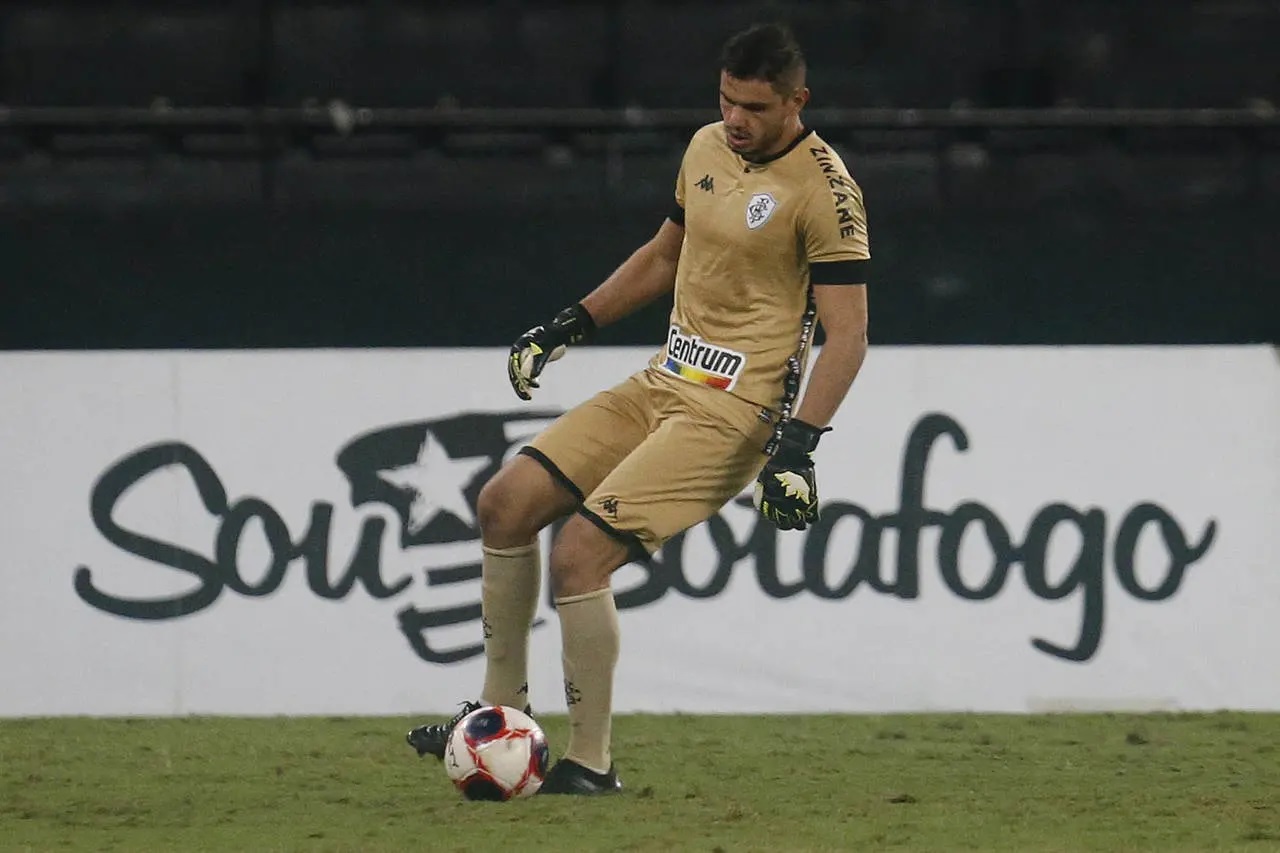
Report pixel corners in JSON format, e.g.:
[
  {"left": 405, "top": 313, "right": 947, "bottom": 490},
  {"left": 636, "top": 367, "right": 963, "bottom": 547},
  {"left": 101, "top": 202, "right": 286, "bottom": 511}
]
[{"left": 718, "top": 23, "right": 809, "bottom": 160}]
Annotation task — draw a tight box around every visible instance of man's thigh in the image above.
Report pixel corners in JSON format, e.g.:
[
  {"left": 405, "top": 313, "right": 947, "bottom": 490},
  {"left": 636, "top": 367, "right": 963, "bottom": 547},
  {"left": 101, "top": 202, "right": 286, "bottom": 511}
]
[
  {"left": 520, "top": 372, "right": 655, "bottom": 503},
  {"left": 580, "top": 387, "right": 774, "bottom": 554}
]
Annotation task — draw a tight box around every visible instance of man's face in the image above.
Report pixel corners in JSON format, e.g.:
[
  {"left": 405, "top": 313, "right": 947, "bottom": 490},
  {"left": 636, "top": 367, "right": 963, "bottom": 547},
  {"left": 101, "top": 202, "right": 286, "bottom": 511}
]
[{"left": 718, "top": 71, "right": 806, "bottom": 160}]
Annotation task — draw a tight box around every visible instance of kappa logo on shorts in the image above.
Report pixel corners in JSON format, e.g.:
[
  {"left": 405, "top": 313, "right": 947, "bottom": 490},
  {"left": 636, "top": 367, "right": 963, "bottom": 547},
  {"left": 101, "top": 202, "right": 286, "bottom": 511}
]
[
  {"left": 746, "top": 192, "right": 778, "bottom": 230},
  {"left": 663, "top": 325, "right": 747, "bottom": 391}
]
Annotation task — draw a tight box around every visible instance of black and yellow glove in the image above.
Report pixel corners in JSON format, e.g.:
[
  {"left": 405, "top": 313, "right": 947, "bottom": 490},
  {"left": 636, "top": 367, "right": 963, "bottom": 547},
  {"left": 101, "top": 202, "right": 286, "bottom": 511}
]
[
  {"left": 507, "top": 303, "right": 596, "bottom": 400},
  {"left": 753, "top": 419, "right": 829, "bottom": 530}
]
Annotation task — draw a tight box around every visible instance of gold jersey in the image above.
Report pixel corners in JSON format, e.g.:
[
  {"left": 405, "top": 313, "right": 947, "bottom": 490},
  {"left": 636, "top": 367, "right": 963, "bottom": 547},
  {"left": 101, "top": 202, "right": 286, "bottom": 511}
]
[{"left": 650, "top": 121, "right": 871, "bottom": 412}]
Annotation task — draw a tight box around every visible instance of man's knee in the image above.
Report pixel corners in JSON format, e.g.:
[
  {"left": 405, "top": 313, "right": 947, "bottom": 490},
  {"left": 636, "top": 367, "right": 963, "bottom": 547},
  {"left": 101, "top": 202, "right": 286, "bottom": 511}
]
[
  {"left": 549, "top": 514, "right": 631, "bottom": 599},
  {"left": 476, "top": 474, "right": 517, "bottom": 540},
  {"left": 477, "top": 454, "right": 577, "bottom": 547},
  {"left": 476, "top": 470, "right": 539, "bottom": 546}
]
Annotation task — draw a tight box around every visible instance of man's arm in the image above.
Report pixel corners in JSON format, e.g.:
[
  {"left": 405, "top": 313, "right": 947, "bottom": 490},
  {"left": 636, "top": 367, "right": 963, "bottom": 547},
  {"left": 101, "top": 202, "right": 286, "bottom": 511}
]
[
  {"left": 580, "top": 217, "right": 684, "bottom": 328},
  {"left": 753, "top": 282, "right": 867, "bottom": 531},
  {"left": 506, "top": 216, "right": 684, "bottom": 400},
  {"left": 793, "top": 283, "right": 869, "bottom": 428}
]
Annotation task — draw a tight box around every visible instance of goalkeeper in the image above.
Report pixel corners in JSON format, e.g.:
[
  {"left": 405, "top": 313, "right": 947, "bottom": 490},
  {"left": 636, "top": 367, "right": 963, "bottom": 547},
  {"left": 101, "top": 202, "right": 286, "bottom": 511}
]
[{"left": 407, "top": 22, "right": 870, "bottom": 795}]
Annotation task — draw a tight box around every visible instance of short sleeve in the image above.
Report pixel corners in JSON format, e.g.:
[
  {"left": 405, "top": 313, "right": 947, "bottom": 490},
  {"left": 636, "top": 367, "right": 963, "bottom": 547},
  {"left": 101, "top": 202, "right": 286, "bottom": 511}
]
[
  {"left": 675, "top": 150, "right": 687, "bottom": 209},
  {"left": 801, "top": 174, "right": 871, "bottom": 284},
  {"left": 669, "top": 146, "right": 688, "bottom": 225}
]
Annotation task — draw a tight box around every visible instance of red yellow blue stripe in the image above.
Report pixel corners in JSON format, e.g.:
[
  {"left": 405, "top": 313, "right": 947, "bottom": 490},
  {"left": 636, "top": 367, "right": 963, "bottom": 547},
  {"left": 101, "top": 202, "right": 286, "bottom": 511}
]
[{"left": 663, "top": 357, "right": 734, "bottom": 390}]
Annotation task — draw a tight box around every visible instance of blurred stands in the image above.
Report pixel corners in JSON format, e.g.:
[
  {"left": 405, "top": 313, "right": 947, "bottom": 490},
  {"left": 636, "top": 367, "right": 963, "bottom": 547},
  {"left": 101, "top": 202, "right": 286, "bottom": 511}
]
[
  {"left": 0, "top": 0, "right": 1275, "bottom": 215},
  {"left": 0, "top": 1, "right": 1276, "bottom": 347},
  {"left": 3, "top": 1, "right": 1277, "bottom": 110}
]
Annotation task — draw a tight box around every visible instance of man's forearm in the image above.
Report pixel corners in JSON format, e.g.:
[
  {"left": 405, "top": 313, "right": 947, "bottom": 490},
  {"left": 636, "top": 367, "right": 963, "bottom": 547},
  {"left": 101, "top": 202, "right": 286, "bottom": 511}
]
[
  {"left": 580, "top": 242, "right": 678, "bottom": 328},
  {"left": 793, "top": 333, "right": 868, "bottom": 429}
]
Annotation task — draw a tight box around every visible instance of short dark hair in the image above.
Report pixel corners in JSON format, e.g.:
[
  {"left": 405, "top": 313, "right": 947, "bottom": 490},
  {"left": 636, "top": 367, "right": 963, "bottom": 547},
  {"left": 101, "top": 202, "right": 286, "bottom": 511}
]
[{"left": 719, "top": 23, "right": 806, "bottom": 94}]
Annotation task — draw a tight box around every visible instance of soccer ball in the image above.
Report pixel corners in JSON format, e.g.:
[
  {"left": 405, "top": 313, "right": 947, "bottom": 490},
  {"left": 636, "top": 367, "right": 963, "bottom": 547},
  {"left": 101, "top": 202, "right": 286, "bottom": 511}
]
[{"left": 444, "top": 705, "right": 549, "bottom": 801}]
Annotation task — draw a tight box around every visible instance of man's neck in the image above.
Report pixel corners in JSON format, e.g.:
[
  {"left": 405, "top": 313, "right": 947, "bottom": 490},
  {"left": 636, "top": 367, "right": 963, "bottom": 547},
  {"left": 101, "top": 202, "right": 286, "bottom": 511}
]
[{"left": 744, "top": 119, "right": 807, "bottom": 164}]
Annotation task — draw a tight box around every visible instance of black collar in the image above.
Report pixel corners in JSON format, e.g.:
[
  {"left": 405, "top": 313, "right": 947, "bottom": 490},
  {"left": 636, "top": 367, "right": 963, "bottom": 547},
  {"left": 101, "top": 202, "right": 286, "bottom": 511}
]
[{"left": 743, "top": 126, "right": 814, "bottom": 166}]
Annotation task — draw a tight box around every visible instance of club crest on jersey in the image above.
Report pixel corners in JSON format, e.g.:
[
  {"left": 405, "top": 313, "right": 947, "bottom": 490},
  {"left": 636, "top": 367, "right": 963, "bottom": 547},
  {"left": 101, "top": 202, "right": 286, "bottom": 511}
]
[
  {"left": 662, "top": 325, "right": 746, "bottom": 391},
  {"left": 745, "top": 192, "right": 778, "bottom": 230}
]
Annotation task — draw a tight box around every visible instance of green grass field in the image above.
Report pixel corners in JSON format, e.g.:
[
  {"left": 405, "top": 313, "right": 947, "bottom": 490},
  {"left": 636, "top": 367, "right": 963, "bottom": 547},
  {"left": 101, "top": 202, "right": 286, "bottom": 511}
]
[{"left": 1, "top": 713, "right": 1277, "bottom": 852}]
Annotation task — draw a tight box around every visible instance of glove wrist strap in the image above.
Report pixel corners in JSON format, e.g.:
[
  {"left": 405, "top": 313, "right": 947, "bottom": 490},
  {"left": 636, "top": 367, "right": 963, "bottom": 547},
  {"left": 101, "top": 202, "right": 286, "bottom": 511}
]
[
  {"left": 551, "top": 303, "right": 597, "bottom": 346},
  {"left": 779, "top": 418, "right": 830, "bottom": 455}
]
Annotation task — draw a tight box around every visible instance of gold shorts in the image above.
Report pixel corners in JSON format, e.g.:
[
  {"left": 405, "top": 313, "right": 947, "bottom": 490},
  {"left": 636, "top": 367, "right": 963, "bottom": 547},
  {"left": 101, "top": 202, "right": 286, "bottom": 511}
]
[{"left": 521, "top": 367, "right": 775, "bottom": 554}]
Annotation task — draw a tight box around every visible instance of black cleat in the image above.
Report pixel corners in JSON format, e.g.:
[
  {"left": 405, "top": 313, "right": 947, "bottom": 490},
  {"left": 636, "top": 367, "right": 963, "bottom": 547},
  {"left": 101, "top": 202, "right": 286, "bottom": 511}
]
[
  {"left": 538, "top": 758, "right": 623, "bottom": 796},
  {"left": 405, "top": 701, "right": 482, "bottom": 760},
  {"left": 405, "top": 701, "right": 534, "bottom": 760}
]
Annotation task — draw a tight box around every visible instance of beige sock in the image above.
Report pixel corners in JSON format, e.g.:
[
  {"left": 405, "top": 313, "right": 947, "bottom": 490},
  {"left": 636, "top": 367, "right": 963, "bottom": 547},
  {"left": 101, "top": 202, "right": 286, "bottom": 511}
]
[
  {"left": 479, "top": 543, "right": 541, "bottom": 710},
  {"left": 555, "top": 587, "right": 621, "bottom": 774}
]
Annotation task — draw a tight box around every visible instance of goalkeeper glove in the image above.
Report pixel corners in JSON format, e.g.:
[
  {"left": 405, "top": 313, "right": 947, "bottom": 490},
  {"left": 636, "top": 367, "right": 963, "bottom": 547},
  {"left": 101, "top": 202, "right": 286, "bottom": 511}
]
[
  {"left": 753, "top": 418, "right": 829, "bottom": 531},
  {"left": 507, "top": 303, "right": 596, "bottom": 400}
]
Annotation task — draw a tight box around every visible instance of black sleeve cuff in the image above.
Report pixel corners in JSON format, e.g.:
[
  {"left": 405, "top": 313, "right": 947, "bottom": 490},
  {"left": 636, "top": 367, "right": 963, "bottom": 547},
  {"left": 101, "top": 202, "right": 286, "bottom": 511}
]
[
  {"left": 810, "top": 258, "right": 870, "bottom": 285},
  {"left": 667, "top": 205, "right": 686, "bottom": 226}
]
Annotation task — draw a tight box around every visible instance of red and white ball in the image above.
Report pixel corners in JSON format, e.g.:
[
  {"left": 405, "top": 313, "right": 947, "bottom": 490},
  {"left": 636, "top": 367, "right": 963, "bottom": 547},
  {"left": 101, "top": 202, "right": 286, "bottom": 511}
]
[{"left": 444, "top": 705, "right": 549, "bottom": 801}]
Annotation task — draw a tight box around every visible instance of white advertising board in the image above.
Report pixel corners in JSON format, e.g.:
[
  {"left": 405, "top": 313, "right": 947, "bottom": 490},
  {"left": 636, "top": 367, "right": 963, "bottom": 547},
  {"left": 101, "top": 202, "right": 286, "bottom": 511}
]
[{"left": 0, "top": 345, "right": 1276, "bottom": 716}]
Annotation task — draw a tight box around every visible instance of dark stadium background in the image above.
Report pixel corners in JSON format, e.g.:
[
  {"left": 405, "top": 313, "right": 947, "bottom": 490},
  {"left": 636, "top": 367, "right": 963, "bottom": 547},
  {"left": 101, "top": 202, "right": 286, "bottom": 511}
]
[{"left": 0, "top": 0, "right": 1276, "bottom": 351}]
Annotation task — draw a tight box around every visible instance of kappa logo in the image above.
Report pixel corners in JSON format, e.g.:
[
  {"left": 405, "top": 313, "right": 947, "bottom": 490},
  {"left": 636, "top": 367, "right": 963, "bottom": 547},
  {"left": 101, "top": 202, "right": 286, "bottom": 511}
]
[
  {"left": 746, "top": 192, "right": 778, "bottom": 229},
  {"left": 696, "top": 173, "right": 715, "bottom": 193}
]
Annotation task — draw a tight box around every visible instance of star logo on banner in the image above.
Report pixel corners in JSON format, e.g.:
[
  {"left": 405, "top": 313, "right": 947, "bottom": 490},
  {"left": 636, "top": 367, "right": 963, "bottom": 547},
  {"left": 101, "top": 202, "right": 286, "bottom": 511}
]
[{"left": 376, "top": 431, "right": 490, "bottom": 533}]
